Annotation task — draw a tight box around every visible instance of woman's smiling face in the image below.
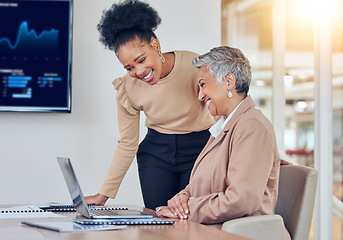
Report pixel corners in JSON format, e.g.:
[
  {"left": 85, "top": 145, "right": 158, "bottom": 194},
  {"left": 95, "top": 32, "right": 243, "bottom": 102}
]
[
  {"left": 117, "top": 37, "right": 163, "bottom": 85},
  {"left": 197, "top": 66, "right": 229, "bottom": 117}
]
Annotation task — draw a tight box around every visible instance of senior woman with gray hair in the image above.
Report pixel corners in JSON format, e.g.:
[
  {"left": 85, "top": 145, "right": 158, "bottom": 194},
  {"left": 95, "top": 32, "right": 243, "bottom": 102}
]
[{"left": 156, "top": 46, "right": 282, "bottom": 230}]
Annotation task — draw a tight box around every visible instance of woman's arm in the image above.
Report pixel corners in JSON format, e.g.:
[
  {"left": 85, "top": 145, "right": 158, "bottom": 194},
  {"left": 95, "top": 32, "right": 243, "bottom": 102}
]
[
  {"left": 98, "top": 99, "right": 140, "bottom": 199},
  {"left": 85, "top": 78, "right": 140, "bottom": 202}
]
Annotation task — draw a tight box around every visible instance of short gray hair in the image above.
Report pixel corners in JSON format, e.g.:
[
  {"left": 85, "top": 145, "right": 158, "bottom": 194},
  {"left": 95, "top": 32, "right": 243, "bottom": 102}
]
[{"left": 193, "top": 46, "right": 251, "bottom": 95}]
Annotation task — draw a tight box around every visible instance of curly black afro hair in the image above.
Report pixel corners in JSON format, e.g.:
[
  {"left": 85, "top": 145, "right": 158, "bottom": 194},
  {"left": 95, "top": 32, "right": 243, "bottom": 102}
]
[{"left": 97, "top": 0, "right": 162, "bottom": 53}]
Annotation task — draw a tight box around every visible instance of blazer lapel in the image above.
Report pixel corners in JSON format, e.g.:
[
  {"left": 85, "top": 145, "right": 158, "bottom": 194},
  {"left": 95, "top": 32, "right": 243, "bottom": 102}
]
[
  {"left": 222, "top": 96, "right": 255, "bottom": 132},
  {"left": 196, "top": 131, "right": 225, "bottom": 162},
  {"left": 196, "top": 96, "right": 256, "bottom": 162}
]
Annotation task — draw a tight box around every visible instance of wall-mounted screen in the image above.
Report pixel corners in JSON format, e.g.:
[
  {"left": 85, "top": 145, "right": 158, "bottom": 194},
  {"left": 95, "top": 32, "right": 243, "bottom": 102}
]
[{"left": 0, "top": 0, "right": 73, "bottom": 112}]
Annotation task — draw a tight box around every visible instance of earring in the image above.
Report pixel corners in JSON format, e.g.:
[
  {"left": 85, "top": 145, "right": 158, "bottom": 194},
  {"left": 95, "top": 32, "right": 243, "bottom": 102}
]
[
  {"left": 158, "top": 50, "right": 165, "bottom": 63},
  {"left": 228, "top": 91, "right": 233, "bottom": 98}
]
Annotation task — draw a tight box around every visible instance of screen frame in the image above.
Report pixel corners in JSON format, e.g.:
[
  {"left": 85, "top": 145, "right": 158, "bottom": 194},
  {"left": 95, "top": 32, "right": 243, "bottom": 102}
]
[{"left": 0, "top": 0, "right": 73, "bottom": 113}]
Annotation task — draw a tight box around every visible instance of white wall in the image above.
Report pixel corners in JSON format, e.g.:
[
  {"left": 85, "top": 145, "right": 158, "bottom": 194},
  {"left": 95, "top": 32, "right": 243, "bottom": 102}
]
[{"left": 0, "top": 0, "right": 221, "bottom": 206}]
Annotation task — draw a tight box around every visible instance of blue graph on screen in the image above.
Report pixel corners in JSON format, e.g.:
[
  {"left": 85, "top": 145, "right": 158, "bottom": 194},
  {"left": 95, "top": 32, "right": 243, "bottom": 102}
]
[
  {"left": 0, "top": 0, "right": 72, "bottom": 112},
  {"left": 0, "top": 21, "right": 59, "bottom": 52}
]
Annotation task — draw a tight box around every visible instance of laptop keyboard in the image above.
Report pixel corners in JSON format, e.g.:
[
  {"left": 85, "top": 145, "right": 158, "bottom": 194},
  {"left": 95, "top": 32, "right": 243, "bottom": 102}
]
[
  {"left": 89, "top": 209, "right": 118, "bottom": 216},
  {"left": 89, "top": 207, "right": 129, "bottom": 216}
]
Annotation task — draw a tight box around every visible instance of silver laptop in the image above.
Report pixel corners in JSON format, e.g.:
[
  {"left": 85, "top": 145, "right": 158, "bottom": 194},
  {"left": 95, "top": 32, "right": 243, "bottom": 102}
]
[{"left": 57, "top": 157, "right": 152, "bottom": 219}]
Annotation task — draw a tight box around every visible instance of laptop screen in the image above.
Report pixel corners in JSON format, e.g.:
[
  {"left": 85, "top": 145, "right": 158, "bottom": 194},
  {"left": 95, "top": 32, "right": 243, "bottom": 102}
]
[{"left": 57, "top": 157, "right": 91, "bottom": 218}]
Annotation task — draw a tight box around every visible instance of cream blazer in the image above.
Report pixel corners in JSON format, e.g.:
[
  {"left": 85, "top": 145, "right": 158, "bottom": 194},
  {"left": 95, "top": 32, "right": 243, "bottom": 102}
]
[{"left": 180, "top": 96, "right": 280, "bottom": 226}]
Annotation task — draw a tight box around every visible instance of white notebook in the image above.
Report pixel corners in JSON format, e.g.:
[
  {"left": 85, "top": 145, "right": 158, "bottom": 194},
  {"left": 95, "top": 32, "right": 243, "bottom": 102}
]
[{"left": 0, "top": 205, "right": 64, "bottom": 219}]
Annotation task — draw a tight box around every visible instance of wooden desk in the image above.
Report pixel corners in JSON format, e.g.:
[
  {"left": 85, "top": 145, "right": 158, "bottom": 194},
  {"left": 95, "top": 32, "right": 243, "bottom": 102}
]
[{"left": 0, "top": 205, "right": 249, "bottom": 240}]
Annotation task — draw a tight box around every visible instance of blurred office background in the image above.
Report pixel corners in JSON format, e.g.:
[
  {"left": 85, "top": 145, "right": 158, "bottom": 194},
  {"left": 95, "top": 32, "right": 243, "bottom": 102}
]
[{"left": 222, "top": 0, "right": 343, "bottom": 239}]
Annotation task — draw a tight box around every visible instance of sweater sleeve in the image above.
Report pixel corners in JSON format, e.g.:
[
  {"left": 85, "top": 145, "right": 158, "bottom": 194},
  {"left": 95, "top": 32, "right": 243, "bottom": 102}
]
[
  {"left": 188, "top": 119, "right": 276, "bottom": 224},
  {"left": 99, "top": 78, "right": 140, "bottom": 198}
]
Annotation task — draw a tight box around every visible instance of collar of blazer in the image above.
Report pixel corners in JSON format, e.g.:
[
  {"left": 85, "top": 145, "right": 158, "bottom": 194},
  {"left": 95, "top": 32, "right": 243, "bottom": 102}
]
[{"left": 195, "top": 96, "right": 256, "bottom": 162}]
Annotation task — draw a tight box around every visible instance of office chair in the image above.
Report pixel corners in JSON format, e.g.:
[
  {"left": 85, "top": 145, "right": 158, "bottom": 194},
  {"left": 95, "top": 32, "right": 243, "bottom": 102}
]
[{"left": 222, "top": 165, "right": 318, "bottom": 240}]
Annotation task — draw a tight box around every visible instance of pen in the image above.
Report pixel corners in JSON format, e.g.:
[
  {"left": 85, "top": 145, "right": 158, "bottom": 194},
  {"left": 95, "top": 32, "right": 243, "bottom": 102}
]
[{"left": 156, "top": 207, "right": 162, "bottom": 214}]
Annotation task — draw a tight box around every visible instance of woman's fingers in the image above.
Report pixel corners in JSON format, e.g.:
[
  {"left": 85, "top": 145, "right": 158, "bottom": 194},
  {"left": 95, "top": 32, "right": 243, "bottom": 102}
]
[
  {"left": 167, "top": 193, "right": 190, "bottom": 219},
  {"left": 155, "top": 206, "right": 178, "bottom": 218}
]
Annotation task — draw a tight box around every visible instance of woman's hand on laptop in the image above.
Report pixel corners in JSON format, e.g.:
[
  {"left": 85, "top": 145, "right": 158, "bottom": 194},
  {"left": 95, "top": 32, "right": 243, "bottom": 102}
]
[{"left": 84, "top": 193, "right": 108, "bottom": 206}]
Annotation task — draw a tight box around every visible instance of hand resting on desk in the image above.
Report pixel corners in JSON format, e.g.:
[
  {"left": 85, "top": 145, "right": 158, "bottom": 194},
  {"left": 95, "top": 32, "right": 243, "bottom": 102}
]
[
  {"left": 156, "top": 193, "right": 191, "bottom": 220},
  {"left": 155, "top": 206, "right": 179, "bottom": 219}
]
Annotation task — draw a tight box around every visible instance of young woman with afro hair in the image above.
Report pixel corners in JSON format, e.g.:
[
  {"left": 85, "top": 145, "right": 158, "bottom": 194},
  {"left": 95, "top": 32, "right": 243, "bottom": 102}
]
[{"left": 85, "top": 0, "right": 215, "bottom": 209}]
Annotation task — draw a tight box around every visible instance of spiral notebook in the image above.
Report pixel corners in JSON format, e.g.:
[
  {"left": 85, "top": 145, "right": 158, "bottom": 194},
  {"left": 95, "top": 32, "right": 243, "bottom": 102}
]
[
  {"left": 40, "top": 203, "right": 97, "bottom": 212},
  {"left": 73, "top": 218, "right": 175, "bottom": 225},
  {"left": 0, "top": 205, "right": 64, "bottom": 219}
]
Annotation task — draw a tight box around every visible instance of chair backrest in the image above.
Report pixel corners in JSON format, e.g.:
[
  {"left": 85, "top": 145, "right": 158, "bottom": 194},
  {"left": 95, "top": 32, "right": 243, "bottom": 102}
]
[{"left": 275, "top": 165, "right": 318, "bottom": 240}]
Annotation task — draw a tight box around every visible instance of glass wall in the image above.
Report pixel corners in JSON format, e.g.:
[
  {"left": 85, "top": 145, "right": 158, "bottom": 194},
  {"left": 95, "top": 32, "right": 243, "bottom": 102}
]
[
  {"left": 222, "top": 0, "right": 273, "bottom": 120},
  {"left": 222, "top": 0, "right": 343, "bottom": 239},
  {"left": 283, "top": 0, "right": 315, "bottom": 168},
  {"left": 332, "top": 0, "right": 343, "bottom": 237}
]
